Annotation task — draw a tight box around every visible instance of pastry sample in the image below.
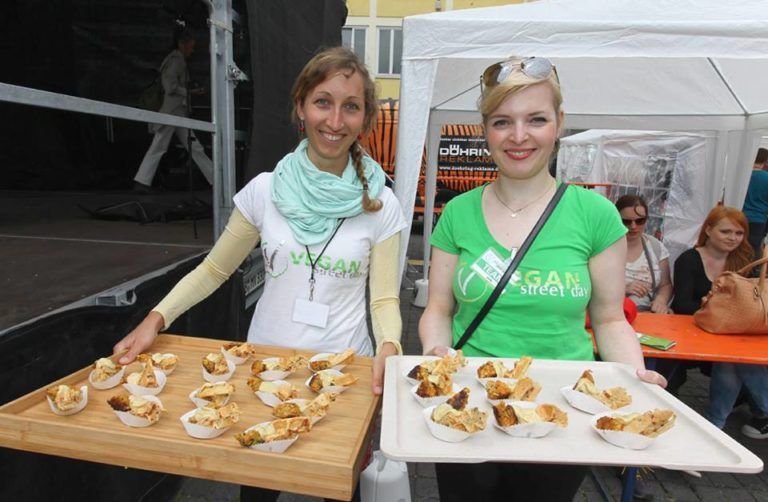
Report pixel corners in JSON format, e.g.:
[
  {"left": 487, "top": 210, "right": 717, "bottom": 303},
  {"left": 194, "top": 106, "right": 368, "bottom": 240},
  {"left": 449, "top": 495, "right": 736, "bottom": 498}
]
[
  {"left": 46, "top": 384, "right": 87, "bottom": 415},
  {"left": 272, "top": 393, "right": 337, "bottom": 423},
  {"left": 123, "top": 360, "right": 166, "bottom": 395},
  {"left": 493, "top": 402, "right": 568, "bottom": 427},
  {"left": 138, "top": 353, "right": 178, "bottom": 374},
  {"left": 221, "top": 342, "right": 255, "bottom": 365},
  {"left": 476, "top": 356, "right": 532, "bottom": 380},
  {"left": 572, "top": 370, "right": 632, "bottom": 410},
  {"left": 415, "top": 374, "right": 454, "bottom": 398},
  {"left": 188, "top": 403, "right": 241, "bottom": 429},
  {"left": 108, "top": 394, "right": 163, "bottom": 426},
  {"left": 191, "top": 382, "right": 235, "bottom": 407},
  {"left": 307, "top": 369, "right": 359, "bottom": 393},
  {"left": 309, "top": 349, "right": 355, "bottom": 372},
  {"left": 596, "top": 409, "right": 676, "bottom": 437},
  {"left": 89, "top": 358, "right": 125, "bottom": 389},
  {"left": 251, "top": 355, "right": 308, "bottom": 381},
  {"left": 407, "top": 350, "right": 466, "bottom": 382},
  {"left": 485, "top": 377, "right": 541, "bottom": 402},
  {"left": 248, "top": 377, "right": 299, "bottom": 406},
  {"left": 202, "top": 352, "right": 235, "bottom": 382},
  {"left": 235, "top": 417, "right": 312, "bottom": 453},
  {"left": 425, "top": 388, "right": 487, "bottom": 442}
]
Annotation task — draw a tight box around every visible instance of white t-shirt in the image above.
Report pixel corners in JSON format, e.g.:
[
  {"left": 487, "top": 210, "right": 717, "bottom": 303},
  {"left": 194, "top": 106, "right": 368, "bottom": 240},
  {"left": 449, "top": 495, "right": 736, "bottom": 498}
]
[
  {"left": 625, "top": 234, "right": 669, "bottom": 310},
  {"left": 233, "top": 173, "right": 407, "bottom": 356}
]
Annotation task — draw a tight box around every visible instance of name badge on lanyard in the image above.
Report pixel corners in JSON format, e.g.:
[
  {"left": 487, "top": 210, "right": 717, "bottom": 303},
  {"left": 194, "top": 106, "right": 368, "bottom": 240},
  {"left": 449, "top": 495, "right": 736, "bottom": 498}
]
[{"left": 291, "top": 219, "right": 345, "bottom": 328}]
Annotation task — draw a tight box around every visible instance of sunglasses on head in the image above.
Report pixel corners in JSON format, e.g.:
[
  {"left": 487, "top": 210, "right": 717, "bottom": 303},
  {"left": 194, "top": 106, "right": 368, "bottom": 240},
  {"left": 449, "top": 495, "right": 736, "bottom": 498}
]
[
  {"left": 480, "top": 57, "right": 559, "bottom": 95},
  {"left": 622, "top": 217, "right": 647, "bottom": 226}
]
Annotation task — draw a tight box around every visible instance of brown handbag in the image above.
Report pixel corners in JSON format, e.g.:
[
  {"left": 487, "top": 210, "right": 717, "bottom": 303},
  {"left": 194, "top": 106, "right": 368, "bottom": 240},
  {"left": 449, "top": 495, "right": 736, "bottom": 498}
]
[{"left": 693, "top": 254, "right": 768, "bottom": 334}]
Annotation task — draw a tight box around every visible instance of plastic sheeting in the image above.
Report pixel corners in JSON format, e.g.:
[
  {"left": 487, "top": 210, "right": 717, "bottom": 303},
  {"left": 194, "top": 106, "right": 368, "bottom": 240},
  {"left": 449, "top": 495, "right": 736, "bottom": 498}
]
[{"left": 558, "top": 130, "right": 715, "bottom": 270}]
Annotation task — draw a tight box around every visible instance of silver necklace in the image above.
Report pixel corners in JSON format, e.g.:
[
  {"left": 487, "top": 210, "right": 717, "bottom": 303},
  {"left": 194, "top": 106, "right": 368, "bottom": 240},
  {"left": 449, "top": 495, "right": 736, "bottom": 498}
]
[{"left": 492, "top": 179, "right": 555, "bottom": 218}]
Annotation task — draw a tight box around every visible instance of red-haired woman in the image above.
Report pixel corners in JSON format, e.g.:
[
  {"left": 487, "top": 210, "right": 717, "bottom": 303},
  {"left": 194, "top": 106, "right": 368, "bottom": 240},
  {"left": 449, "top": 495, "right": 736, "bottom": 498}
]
[{"left": 672, "top": 207, "right": 768, "bottom": 437}]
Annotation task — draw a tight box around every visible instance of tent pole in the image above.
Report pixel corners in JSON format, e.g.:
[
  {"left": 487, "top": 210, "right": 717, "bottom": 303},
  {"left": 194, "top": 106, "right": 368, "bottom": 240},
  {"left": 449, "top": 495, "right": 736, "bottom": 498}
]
[{"left": 423, "top": 120, "right": 442, "bottom": 281}]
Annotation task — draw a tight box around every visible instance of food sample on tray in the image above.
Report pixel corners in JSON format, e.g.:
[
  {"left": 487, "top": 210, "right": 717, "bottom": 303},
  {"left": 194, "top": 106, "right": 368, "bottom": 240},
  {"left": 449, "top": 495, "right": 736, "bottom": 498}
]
[
  {"left": 107, "top": 394, "right": 163, "bottom": 424},
  {"left": 46, "top": 385, "right": 85, "bottom": 412},
  {"left": 430, "top": 388, "right": 487, "bottom": 433},
  {"left": 493, "top": 402, "right": 568, "bottom": 427},
  {"left": 309, "top": 349, "right": 355, "bottom": 371},
  {"left": 196, "top": 382, "right": 235, "bottom": 406},
  {"left": 407, "top": 350, "right": 466, "bottom": 381},
  {"left": 485, "top": 377, "right": 541, "bottom": 401},
  {"left": 307, "top": 370, "right": 359, "bottom": 392},
  {"left": 251, "top": 355, "right": 308, "bottom": 375},
  {"left": 272, "top": 393, "right": 337, "bottom": 420},
  {"left": 138, "top": 353, "right": 178, "bottom": 373},
  {"left": 476, "top": 356, "right": 532, "bottom": 379},
  {"left": 573, "top": 370, "right": 632, "bottom": 409},
  {"left": 223, "top": 342, "right": 255, "bottom": 359},
  {"left": 91, "top": 358, "right": 123, "bottom": 382},
  {"left": 125, "top": 361, "right": 159, "bottom": 388},
  {"left": 247, "top": 377, "right": 299, "bottom": 401},
  {"left": 235, "top": 416, "right": 312, "bottom": 446},
  {"left": 415, "top": 373, "right": 454, "bottom": 398},
  {"left": 202, "top": 352, "right": 231, "bottom": 375},
  {"left": 596, "top": 409, "right": 676, "bottom": 437},
  {"left": 188, "top": 403, "right": 241, "bottom": 429}
]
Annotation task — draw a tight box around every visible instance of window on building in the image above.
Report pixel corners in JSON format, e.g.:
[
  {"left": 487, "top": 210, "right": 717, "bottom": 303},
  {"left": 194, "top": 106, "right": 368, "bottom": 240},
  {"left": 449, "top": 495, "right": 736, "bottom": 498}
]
[
  {"left": 377, "top": 27, "right": 402, "bottom": 76},
  {"left": 342, "top": 27, "right": 366, "bottom": 63}
]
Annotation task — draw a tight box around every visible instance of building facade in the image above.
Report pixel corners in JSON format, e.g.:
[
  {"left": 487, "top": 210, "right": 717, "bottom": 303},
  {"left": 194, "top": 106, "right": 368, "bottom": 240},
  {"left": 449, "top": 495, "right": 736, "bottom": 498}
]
[{"left": 343, "top": 0, "right": 526, "bottom": 99}]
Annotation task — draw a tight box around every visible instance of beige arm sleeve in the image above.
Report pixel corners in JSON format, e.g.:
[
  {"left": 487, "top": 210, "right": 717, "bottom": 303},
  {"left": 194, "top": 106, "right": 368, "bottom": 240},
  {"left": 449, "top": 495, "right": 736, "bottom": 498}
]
[
  {"left": 153, "top": 207, "right": 260, "bottom": 329},
  {"left": 369, "top": 232, "right": 404, "bottom": 355}
]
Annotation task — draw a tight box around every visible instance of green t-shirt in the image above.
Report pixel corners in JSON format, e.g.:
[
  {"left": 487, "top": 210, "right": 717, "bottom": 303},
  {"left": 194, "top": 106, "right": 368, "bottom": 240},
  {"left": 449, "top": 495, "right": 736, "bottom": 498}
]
[{"left": 430, "top": 184, "right": 626, "bottom": 360}]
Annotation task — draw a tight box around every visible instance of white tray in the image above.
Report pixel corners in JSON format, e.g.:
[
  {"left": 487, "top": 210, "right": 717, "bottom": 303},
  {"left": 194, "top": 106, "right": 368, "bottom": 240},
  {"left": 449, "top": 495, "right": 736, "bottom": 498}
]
[{"left": 381, "top": 356, "right": 763, "bottom": 473}]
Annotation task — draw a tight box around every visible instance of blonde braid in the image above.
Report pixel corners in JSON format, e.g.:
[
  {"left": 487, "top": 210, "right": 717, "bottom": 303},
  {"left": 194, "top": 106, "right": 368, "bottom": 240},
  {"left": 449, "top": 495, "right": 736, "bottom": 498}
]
[{"left": 351, "top": 142, "right": 383, "bottom": 212}]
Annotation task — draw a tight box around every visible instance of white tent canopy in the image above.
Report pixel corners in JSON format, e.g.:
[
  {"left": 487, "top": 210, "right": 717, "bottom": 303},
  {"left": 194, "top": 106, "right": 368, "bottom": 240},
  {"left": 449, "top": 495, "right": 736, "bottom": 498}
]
[{"left": 393, "top": 0, "right": 768, "bottom": 275}]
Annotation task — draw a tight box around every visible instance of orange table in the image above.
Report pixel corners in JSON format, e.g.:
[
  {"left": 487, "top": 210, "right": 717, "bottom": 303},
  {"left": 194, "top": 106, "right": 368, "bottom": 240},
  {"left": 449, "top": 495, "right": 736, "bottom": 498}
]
[{"left": 633, "top": 313, "right": 768, "bottom": 364}]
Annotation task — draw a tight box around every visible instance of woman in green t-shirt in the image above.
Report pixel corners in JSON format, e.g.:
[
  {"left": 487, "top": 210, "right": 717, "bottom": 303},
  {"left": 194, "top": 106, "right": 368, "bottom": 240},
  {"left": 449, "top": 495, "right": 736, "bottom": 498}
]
[{"left": 418, "top": 57, "right": 668, "bottom": 501}]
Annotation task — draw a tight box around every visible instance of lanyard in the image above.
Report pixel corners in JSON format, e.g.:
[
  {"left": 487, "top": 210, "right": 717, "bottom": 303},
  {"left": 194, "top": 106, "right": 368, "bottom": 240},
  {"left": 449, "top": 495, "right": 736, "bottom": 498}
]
[{"left": 304, "top": 219, "right": 345, "bottom": 301}]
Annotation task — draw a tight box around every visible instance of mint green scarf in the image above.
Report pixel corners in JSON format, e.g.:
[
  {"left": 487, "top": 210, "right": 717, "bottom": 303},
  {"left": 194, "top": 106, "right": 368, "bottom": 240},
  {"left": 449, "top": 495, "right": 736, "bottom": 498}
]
[{"left": 271, "top": 139, "right": 386, "bottom": 245}]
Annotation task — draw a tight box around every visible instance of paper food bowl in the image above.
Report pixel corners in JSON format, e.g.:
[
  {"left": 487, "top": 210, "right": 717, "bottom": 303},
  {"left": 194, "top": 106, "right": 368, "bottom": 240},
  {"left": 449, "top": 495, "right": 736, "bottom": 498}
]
[
  {"left": 202, "top": 359, "right": 236, "bottom": 383},
  {"left": 179, "top": 409, "right": 233, "bottom": 439},
  {"left": 305, "top": 369, "right": 351, "bottom": 395},
  {"left": 402, "top": 357, "right": 441, "bottom": 386},
  {"left": 256, "top": 358, "right": 293, "bottom": 381},
  {"left": 255, "top": 380, "right": 293, "bottom": 407},
  {"left": 410, "top": 383, "right": 461, "bottom": 408},
  {"left": 112, "top": 395, "right": 163, "bottom": 427},
  {"left": 492, "top": 401, "right": 559, "bottom": 439},
  {"left": 591, "top": 412, "right": 656, "bottom": 450},
  {"left": 88, "top": 366, "right": 125, "bottom": 390},
  {"left": 123, "top": 369, "right": 167, "bottom": 396},
  {"left": 220, "top": 345, "right": 252, "bottom": 366},
  {"left": 560, "top": 385, "right": 613, "bottom": 415},
  {"left": 46, "top": 386, "right": 88, "bottom": 416},
  {"left": 308, "top": 353, "right": 349, "bottom": 373},
  {"left": 422, "top": 405, "right": 476, "bottom": 443},
  {"left": 241, "top": 423, "right": 300, "bottom": 453},
  {"left": 189, "top": 388, "right": 231, "bottom": 408}
]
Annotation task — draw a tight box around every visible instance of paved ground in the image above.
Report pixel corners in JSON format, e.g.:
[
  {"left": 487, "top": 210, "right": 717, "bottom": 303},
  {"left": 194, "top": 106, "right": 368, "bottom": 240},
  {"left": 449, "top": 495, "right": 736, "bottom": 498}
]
[{"left": 172, "top": 231, "right": 768, "bottom": 502}]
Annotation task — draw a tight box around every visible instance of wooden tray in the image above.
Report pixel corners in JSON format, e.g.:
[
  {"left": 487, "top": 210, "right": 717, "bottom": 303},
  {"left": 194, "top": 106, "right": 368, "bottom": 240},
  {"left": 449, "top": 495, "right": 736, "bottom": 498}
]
[{"left": 0, "top": 335, "right": 380, "bottom": 501}]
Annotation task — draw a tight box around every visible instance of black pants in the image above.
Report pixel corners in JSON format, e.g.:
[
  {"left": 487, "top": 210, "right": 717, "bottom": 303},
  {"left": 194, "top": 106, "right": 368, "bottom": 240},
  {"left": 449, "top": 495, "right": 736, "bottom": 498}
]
[
  {"left": 435, "top": 462, "right": 588, "bottom": 502},
  {"left": 240, "top": 485, "right": 361, "bottom": 502}
]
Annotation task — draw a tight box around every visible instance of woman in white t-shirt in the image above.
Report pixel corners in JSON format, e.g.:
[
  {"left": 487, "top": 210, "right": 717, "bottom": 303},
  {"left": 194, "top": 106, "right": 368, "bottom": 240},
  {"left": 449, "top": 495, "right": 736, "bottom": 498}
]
[{"left": 616, "top": 195, "right": 673, "bottom": 313}]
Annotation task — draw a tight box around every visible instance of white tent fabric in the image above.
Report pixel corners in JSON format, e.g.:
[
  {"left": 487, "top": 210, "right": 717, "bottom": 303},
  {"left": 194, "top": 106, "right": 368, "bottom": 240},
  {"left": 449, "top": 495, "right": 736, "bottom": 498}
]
[{"left": 393, "top": 0, "right": 768, "bottom": 276}]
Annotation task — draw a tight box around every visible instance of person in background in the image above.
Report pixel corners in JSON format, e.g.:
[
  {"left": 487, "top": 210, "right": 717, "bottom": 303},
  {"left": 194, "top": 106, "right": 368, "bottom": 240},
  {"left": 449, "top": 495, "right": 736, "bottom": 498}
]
[
  {"left": 133, "top": 28, "right": 213, "bottom": 192},
  {"left": 116, "top": 47, "right": 407, "bottom": 500},
  {"left": 616, "top": 194, "right": 672, "bottom": 313},
  {"left": 418, "top": 55, "right": 666, "bottom": 501},
  {"left": 742, "top": 148, "right": 768, "bottom": 257},
  {"left": 672, "top": 206, "right": 768, "bottom": 437}
]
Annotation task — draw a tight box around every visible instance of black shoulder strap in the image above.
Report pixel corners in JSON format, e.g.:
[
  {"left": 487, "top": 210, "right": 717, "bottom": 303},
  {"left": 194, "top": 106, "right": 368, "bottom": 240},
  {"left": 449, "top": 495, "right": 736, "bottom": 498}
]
[
  {"left": 640, "top": 235, "right": 657, "bottom": 300},
  {"left": 454, "top": 182, "right": 569, "bottom": 350}
]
